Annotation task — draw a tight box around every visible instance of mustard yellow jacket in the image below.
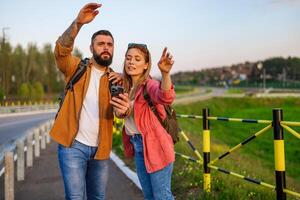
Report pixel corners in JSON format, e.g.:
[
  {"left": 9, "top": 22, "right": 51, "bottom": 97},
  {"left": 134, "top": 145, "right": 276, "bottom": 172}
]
[{"left": 49, "top": 40, "right": 114, "bottom": 160}]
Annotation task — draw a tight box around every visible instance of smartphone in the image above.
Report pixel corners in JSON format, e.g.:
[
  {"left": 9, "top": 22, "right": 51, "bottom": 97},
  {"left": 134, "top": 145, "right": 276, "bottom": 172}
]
[{"left": 110, "top": 85, "right": 124, "bottom": 98}]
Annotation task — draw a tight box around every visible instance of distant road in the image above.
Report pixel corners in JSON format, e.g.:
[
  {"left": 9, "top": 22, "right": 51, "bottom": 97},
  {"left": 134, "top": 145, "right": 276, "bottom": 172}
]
[
  {"left": 174, "top": 87, "right": 228, "bottom": 105},
  {"left": 0, "top": 111, "right": 56, "bottom": 153},
  {"left": 174, "top": 87, "right": 300, "bottom": 105}
]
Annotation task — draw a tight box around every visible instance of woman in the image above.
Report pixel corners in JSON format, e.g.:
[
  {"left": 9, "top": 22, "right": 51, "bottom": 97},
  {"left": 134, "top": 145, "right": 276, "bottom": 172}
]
[{"left": 110, "top": 43, "right": 176, "bottom": 200}]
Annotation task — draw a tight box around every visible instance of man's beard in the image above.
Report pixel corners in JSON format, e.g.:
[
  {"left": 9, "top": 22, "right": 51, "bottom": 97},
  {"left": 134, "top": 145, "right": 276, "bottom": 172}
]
[{"left": 93, "top": 51, "right": 113, "bottom": 67}]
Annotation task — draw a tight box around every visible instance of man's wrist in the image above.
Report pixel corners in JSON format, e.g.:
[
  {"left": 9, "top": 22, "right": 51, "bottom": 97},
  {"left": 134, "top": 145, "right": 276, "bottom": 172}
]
[{"left": 74, "top": 19, "right": 84, "bottom": 28}]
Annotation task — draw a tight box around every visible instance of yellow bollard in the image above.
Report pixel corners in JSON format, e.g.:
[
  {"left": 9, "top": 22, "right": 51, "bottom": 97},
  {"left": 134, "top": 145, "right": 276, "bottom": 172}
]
[
  {"left": 203, "top": 108, "right": 211, "bottom": 193},
  {"left": 273, "top": 109, "right": 286, "bottom": 200}
]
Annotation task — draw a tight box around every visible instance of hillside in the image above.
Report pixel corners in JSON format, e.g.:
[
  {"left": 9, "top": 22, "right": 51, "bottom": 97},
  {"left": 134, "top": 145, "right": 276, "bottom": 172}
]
[{"left": 171, "top": 57, "right": 300, "bottom": 89}]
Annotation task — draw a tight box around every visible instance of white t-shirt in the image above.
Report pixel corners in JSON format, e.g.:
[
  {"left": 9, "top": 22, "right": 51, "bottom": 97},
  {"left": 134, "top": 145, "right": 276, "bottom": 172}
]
[
  {"left": 124, "top": 100, "right": 140, "bottom": 135},
  {"left": 75, "top": 66, "right": 104, "bottom": 147}
]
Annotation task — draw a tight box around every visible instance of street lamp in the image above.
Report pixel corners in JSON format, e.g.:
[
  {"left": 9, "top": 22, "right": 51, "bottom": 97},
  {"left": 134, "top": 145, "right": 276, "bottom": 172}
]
[{"left": 257, "top": 62, "right": 266, "bottom": 92}]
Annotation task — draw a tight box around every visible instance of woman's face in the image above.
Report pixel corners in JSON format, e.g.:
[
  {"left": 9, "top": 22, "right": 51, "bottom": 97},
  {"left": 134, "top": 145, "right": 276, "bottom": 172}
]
[{"left": 125, "top": 48, "right": 148, "bottom": 78}]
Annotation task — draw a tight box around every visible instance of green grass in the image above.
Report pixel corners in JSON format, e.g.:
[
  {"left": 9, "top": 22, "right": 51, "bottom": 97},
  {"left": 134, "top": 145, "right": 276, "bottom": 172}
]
[
  {"left": 226, "top": 88, "right": 245, "bottom": 94},
  {"left": 113, "top": 97, "right": 300, "bottom": 199},
  {"left": 175, "top": 85, "right": 197, "bottom": 95}
]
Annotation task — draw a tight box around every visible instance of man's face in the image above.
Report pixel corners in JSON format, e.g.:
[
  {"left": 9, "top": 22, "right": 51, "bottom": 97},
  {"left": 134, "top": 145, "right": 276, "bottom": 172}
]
[{"left": 90, "top": 35, "right": 114, "bottom": 67}]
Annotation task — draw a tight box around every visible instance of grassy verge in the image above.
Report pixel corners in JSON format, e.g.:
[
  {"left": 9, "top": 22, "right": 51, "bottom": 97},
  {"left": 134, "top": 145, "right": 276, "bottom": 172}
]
[
  {"left": 226, "top": 88, "right": 245, "bottom": 94},
  {"left": 113, "top": 97, "right": 300, "bottom": 199},
  {"left": 205, "top": 88, "right": 212, "bottom": 93},
  {"left": 175, "top": 85, "right": 197, "bottom": 95}
]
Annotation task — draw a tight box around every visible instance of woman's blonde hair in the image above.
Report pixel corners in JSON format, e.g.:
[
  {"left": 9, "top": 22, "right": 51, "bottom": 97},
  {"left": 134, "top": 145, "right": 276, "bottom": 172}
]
[{"left": 123, "top": 43, "right": 152, "bottom": 100}]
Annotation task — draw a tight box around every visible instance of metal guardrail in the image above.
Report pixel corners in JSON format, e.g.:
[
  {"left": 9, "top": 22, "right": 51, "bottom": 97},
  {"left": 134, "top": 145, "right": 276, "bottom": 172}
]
[
  {"left": 0, "top": 120, "right": 54, "bottom": 200},
  {"left": 0, "top": 101, "right": 58, "bottom": 114}
]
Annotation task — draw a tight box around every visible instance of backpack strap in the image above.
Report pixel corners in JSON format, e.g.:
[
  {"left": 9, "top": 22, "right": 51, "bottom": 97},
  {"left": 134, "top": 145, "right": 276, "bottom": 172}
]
[
  {"left": 65, "top": 58, "right": 90, "bottom": 91},
  {"left": 55, "top": 58, "right": 89, "bottom": 119},
  {"left": 143, "top": 83, "right": 165, "bottom": 126},
  {"left": 107, "top": 67, "right": 115, "bottom": 93}
]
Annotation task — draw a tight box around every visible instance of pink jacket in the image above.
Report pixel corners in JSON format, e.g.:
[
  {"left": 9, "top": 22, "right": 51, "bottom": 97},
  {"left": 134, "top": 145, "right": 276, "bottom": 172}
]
[{"left": 122, "top": 78, "right": 176, "bottom": 173}]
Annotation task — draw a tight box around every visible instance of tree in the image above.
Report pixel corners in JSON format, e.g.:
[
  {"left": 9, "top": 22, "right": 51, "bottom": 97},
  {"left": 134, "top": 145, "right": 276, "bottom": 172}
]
[
  {"left": 0, "top": 37, "right": 13, "bottom": 97},
  {"left": 0, "top": 87, "right": 4, "bottom": 101},
  {"left": 42, "top": 44, "right": 57, "bottom": 94},
  {"left": 10, "top": 45, "right": 27, "bottom": 94}
]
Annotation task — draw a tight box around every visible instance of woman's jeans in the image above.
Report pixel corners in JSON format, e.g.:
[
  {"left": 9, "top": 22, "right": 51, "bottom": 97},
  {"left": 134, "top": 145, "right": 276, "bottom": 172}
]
[
  {"left": 130, "top": 134, "right": 174, "bottom": 200},
  {"left": 58, "top": 140, "right": 109, "bottom": 200}
]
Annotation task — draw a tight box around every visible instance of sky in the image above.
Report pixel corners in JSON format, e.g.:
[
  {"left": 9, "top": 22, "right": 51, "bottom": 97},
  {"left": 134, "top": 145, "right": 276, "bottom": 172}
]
[{"left": 1, "top": 0, "right": 300, "bottom": 77}]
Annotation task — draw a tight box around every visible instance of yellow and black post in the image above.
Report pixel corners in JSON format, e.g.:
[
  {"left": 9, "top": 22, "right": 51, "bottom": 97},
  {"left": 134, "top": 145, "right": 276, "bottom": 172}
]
[
  {"left": 273, "top": 109, "right": 286, "bottom": 200},
  {"left": 203, "top": 108, "right": 211, "bottom": 192}
]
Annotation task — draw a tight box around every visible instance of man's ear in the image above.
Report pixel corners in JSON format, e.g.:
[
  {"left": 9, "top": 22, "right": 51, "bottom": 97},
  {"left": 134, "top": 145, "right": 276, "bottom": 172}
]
[{"left": 90, "top": 44, "right": 93, "bottom": 53}]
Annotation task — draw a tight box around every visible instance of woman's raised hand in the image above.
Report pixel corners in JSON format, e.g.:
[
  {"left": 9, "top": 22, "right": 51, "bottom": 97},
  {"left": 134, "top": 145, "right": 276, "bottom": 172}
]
[{"left": 158, "top": 47, "right": 174, "bottom": 75}]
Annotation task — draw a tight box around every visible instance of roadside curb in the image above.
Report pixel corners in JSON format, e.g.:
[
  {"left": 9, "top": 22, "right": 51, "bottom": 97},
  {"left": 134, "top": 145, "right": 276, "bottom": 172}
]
[{"left": 110, "top": 152, "right": 142, "bottom": 190}]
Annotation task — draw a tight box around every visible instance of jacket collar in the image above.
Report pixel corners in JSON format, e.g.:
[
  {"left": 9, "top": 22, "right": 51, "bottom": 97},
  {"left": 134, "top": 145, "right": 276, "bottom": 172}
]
[{"left": 135, "top": 76, "right": 152, "bottom": 98}]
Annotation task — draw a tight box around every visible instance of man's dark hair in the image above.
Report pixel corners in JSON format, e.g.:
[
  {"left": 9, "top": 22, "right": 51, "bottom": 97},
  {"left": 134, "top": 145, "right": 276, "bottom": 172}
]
[{"left": 91, "top": 30, "right": 114, "bottom": 44}]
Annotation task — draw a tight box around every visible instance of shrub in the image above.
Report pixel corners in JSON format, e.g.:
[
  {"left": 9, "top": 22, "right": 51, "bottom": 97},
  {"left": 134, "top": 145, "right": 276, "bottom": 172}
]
[
  {"left": 18, "top": 83, "right": 31, "bottom": 100},
  {"left": 32, "top": 81, "right": 45, "bottom": 100}
]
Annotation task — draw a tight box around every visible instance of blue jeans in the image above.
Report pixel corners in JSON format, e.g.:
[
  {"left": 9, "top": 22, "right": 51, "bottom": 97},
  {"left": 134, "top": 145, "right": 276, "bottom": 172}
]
[
  {"left": 130, "top": 134, "right": 174, "bottom": 200},
  {"left": 58, "top": 140, "right": 109, "bottom": 200}
]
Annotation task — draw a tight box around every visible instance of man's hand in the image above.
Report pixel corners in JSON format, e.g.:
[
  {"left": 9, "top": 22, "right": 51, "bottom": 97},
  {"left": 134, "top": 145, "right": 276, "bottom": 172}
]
[
  {"left": 110, "top": 93, "right": 131, "bottom": 118},
  {"left": 158, "top": 47, "right": 174, "bottom": 75},
  {"left": 58, "top": 3, "right": 102, "bottom": 48},
  {"left": 108, "top": 72, "right": 123, "bottom": 85},
  {"left": 75, "top": 3, "right": 102, "bottom": 25}
]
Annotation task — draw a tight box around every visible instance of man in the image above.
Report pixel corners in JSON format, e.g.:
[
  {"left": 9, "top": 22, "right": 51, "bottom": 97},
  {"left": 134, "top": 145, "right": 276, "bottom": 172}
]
[{"left": 49, "top": 3, "right": 130, "bottom": 200}]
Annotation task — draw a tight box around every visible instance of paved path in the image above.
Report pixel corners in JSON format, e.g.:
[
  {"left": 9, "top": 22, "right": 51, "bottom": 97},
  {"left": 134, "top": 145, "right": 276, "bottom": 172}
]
[
  {"left": 174, "top": 87, "right": 227, "bottom": 105},
  {"left": 0, "top": 141, "right": 143, "bottom": 200}
]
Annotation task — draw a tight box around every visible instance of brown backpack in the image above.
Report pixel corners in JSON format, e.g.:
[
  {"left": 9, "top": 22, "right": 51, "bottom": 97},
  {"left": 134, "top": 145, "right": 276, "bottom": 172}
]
[{"left": 143, "top": 84, "right": 180, "bottom": 143}]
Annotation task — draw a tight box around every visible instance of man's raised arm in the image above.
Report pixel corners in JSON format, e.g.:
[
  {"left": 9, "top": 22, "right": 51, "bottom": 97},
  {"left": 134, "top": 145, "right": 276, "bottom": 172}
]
[{"left": 58, "top": 3, "right": 102, "bottom": 48}]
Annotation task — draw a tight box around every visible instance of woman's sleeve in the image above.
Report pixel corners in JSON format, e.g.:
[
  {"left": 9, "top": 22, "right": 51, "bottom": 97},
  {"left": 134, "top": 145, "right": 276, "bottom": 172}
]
[{"left": 146, "top": 79, "right": 176, "bottom": 105}]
